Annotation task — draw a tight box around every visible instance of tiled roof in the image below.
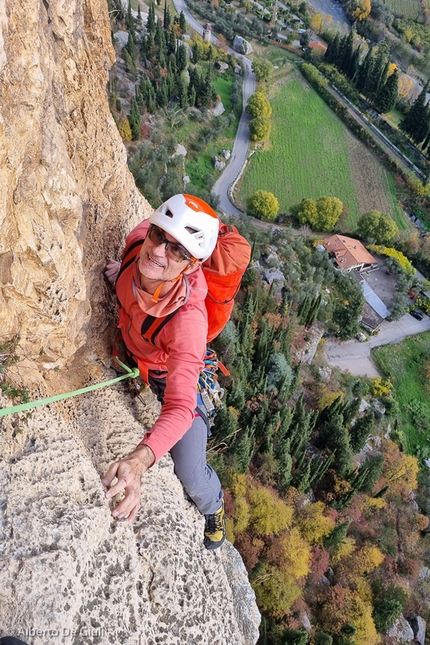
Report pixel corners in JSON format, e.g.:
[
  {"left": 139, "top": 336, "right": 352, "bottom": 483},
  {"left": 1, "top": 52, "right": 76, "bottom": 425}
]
[{"left": 323, "top": 234, "right": 376, "bottom": 269}]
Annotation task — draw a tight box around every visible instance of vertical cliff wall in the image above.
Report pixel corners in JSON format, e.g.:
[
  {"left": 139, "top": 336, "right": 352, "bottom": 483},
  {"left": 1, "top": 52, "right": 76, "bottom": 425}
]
[
  {"left": 0, "top": 0, "right": 149, "bottom": 376},
  {"left": 0, "top": 1, "right": 260, "bottom": 643}
]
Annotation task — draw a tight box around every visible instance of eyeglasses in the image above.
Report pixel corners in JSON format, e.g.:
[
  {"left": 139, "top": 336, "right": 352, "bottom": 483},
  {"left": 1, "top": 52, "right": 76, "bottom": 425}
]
[{"left": 148, "top": 225, "right": 195, "bottom": 262}]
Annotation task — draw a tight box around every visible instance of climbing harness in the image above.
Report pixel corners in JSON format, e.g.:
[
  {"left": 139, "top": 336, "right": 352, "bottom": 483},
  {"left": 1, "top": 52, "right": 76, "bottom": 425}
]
[
  {"left": 0, "top": 358, "right": 139, "bottom": 418},
  {"left": 197, "top": 349, "right": 226, "bottom": 428}
]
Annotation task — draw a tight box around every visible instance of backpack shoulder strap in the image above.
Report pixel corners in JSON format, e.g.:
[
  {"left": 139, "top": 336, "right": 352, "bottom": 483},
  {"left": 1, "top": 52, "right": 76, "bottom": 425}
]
[
  {"left": 140, "top": 309, "right": 180, "bottom": 345},
  {"left": 116, "top": 238, "right": 145, "bottom": 283}
]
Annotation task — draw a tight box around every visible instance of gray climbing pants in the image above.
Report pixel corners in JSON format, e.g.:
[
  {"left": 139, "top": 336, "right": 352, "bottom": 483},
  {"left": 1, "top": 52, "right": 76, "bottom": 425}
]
[{"left": 170, "top": 409, "right": 223, "bottom": 516}]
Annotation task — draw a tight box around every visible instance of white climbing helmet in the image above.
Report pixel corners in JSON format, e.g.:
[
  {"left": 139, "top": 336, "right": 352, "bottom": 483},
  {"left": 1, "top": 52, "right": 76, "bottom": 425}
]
[{"left": 149, "top": 194, "right": 219, "bottom": 261}]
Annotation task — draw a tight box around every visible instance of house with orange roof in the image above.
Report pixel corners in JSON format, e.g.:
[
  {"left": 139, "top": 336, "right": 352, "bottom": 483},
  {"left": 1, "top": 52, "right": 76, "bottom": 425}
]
[{"left": 322, "top": 235, "right": 377, "bottom": 272}]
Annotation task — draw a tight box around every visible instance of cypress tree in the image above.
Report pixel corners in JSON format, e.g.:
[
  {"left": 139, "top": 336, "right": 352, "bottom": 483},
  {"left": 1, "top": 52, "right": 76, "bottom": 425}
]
[
  {"left": 129, "top": 97, "right": 141, "bottom": 140},
  {"left": 400, "top": 81, "right": 430, "bottom": 145},
  {"left": 356, "top": 45, "right": 373, "bottom": 94},
  {"left": 163, "top": 1, "right": 171, "bottom": 30},
  {"left": 179, "top": 10, "right": 186, "bottom": 33},
  {"left": 176, "top": 43, "right": 187, "bottom": 72},
  {"left": 293, "top": 458, "right": 313, "bottom": 492},
  {"left": 356, "top": 454, "right": 385, "bottom": 493},
  {"left": 278, "top": 445, "right": 293, "bottom": 494},
  {"left": 349, "top": 410, "right": 374, "bottom": 453},
  {"left": 342, "top": 397, "right": 361, "bottom": 425},
  {"left": 340, "top": 31, "right": 355, "bottom": 79},
  {"left": 234, "top": 424, "right": 255, "bottom": 473},
  {"left": 324, "top": 520, "right": 351, "bottom": 551},
  {"left": 325, "top": 32, "right": 340, "bottom": 65},
  {"left": 167, "top": 29, "right": 177, "bottom": 56},
  {"left": 147, "top": 1, "right": 156, "bottom": 36}
]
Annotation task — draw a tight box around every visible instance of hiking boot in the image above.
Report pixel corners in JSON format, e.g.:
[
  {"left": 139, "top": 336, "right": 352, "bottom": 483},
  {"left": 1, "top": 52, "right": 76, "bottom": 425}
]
[{"left": 204, "top": 499, "right": 226, "bottom": 550}]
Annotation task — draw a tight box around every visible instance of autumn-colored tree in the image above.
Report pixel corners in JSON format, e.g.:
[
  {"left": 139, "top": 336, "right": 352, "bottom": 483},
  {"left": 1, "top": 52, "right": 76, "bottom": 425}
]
[
  {"left": 252, "top": 58, "right": 274, "bottom": 81},
  {"left": 296, "top": 196, "right": 343, "bottom": 231},
  {"left": 247, "top": 190, "right": 279, "bottom": 221},
  {"left": 385, "top": 452, "right": 419, "bottom": 493},
  {"left": 268, "top": 527, "right": 312, "bottom": 580},
  {"left": 118, "top": 115, "right": 132, "bottom": 141},
  {"left": 253, "top": 564, "right": 302, "bottom": 618},
  {"left": 249, "top": 483, "right": 293, "bottom": 536},
  {"left": 249, "top": 116, "right": 271, "bottom": 141},
  {"left": 246, "top": 91, "right": 272, "bottom": 119},
  {"left": 352, "top": 0, "right": 371, "bottom": 21},
  {"left": 297, "top": 501, "right": 336, "bottom": 545},
  {"left": 309, "top": 547, "right": 330, "bottom": 585}
]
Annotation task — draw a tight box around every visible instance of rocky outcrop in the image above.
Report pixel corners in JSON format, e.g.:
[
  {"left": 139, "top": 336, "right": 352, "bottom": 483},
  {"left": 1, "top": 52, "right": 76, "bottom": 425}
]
[
  {"left": 0, "top": 0, "right": 260, "bottom": 643},
  {"left": 387, "top": 616, "right": 415, "bottom": 643},
  {"left": 0, "top": 383, "right": 260, "bottom": 645},
  {"left": 0, "top": 0, "right": 149, "bottom": 380}
]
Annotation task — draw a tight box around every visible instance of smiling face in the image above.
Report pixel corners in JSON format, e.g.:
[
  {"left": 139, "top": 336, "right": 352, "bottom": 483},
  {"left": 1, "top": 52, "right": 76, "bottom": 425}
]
[{"left": 137, "top": 227, "right": 196, "bottom": 293}]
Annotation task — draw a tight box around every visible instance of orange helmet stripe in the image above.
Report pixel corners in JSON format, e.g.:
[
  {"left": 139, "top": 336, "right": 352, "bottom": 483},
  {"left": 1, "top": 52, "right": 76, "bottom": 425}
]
[{"left": 183, "top": 194, "right": 219, "bottom": 219}]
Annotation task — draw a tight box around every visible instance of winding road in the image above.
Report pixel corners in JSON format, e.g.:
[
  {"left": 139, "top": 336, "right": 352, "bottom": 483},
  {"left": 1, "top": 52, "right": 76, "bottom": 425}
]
[{"left": 172, "top": 0, "right": 256, "bottom": 216}]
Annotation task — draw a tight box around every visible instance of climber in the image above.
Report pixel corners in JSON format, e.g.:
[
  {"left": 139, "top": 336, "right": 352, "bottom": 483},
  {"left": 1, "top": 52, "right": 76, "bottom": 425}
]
[{"left": 102, "top": 194, "right": 226, "bottom": 550}]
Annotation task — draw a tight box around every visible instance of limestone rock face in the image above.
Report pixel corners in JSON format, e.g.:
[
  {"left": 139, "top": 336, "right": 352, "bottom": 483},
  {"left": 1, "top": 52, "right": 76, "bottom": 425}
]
[
  {"left": 0, "top": 0, "right": 150, "bottom": 375},
  {"left": 0, "top": 1, "right": 260, "bottom": 643},
  {"left": 0, "top": 382, "right": 260, "bottom": 644}
]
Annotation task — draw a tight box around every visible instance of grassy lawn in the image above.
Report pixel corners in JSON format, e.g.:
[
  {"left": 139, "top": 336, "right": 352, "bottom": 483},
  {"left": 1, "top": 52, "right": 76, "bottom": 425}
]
[
  {"left": 384, "top": 0, "right": 422, "bottom": 19},
  {"left": 372, "top": 331, "right": 430, "bottom": 455},
  {"left": 238, "top": 75, "right": 362, "bottom": 219},
  {"left": 237, "top": 71, "right": 407, "bottom": 231}
]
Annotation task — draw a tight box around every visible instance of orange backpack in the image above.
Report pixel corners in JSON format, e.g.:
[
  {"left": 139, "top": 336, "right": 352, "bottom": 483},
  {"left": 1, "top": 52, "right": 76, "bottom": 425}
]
[{"left": 203, "top": 221, "right": 252, "bottom": 342}]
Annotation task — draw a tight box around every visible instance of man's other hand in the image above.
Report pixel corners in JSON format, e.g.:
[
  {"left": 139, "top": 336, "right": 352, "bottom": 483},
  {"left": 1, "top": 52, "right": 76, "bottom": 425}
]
[{"left": 104, "top": 259, "right": 121, "bottom": 287}]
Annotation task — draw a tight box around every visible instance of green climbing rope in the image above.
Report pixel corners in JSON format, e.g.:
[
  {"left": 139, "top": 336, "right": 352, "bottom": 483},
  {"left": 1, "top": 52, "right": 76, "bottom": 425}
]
[{"left": 0, "top": 358, "right": 140, "bottom": 417}]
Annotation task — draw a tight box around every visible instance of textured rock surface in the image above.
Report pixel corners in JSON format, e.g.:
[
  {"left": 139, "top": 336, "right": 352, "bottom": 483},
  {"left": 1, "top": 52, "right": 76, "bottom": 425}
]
[
  {"left": 0, "top": 0, "right": 149, "bottom": 377},
  {"left": 0, "top": 381, "right": 260, "bottom": 644},
  {"left": 387, "top": 615, "right": 415, "bottom": 643},
  {"left": 0, "top": 0, "right": 260, "bottom": 643}
]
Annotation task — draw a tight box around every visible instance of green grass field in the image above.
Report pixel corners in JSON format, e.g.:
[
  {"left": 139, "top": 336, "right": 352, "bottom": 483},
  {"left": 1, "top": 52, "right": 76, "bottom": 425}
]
[
  {"left": 372, "top": 332, "right": 430, "bottom": 455},
  {"left": 238, "top": 74, "right": 407, "bottom": 230},
  {"left": 384, "top": 0, "right": 422, "bottom": 20}
]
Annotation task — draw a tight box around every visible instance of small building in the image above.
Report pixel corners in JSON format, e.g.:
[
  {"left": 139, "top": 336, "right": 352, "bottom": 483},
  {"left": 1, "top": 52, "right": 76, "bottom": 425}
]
[
  {"left": 323, "top": 235, "right": 377, "bottom": 272},
  {"left": 203, "top": 23, "right": 212, "bottom": 43}
]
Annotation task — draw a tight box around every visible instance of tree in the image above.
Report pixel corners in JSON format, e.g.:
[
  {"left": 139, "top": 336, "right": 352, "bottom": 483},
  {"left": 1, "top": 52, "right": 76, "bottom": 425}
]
[
  {"left": 253, "top": 564, "right": 302, "bottom": 618},
  {"left": 252, "top": 58, "right": 274, "bottom": 81},
  {"left": 375, "top": 68, "right": 399, "bottom": 114},
  {"left": 296, "top": 197, "right": 343, "bottom": 231},
  {"left": 179, "top": 10, "right": 186, "bottom": 33},
  {"left": 247, "top": 190, "right": 279, "bottom": 221},
  {"left": 315, "top": 196, "right": 343, "bottom": 230},
  {"left": 249, "top": 116, "right": 271, "bottom": 141},
  {"left": 129, "top": 98, "right": 141, "bottom": 140},
  {"left": 352, "top": 0, "right": 371, "bottom": 21},
  {"left": 400, "top": 80, "right": 430, "bottom": 146},
  {"left": 357, "top": 210, "right": 398, "bottom": 244},
  {"left": 118, "top": 115, "right": 132, "bottom": 141},
  {"left": 282, "top": 629, "right": 309, "bottom": 644},
  {"left": 266, "top": 353, "right": 292, "bottom": 391},
  {"left": 349, "top": 411, "right": 374, "bottom": 453},
  {"left": 373, "top": 598, "right": 403, "bottom": 632},
  {"left": 246, "top": 91, "right": 272, "bottom": 118}
]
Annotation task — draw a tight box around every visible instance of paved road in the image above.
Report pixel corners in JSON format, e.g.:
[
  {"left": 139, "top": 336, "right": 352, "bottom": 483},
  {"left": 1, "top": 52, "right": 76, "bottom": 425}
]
[
  {"left": 324, "top": 314, "right": 430, "bottom": 376},
  {"left": 172, "top": 0, "right": 256, "bottom": 217}
]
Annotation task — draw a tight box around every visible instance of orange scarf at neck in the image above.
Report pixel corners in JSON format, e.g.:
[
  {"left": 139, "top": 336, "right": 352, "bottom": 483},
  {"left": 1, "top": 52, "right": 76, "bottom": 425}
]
[{"left": 132, "top": 261, "right": 190, "bottom": 318}]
